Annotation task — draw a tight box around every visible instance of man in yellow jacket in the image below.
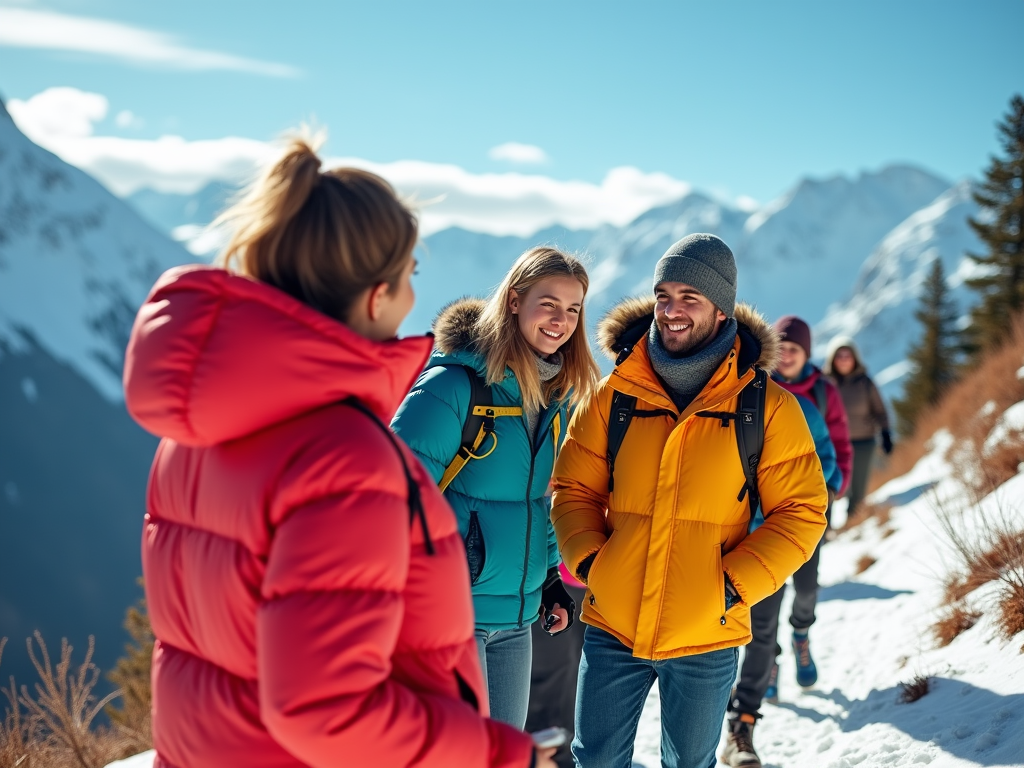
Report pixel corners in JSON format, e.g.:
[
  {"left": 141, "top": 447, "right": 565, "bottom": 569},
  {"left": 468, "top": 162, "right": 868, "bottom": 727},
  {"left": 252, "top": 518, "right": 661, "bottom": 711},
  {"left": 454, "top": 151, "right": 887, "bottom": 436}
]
[{"left": 551, "top": 233, "right": 828, "bottom": 768}]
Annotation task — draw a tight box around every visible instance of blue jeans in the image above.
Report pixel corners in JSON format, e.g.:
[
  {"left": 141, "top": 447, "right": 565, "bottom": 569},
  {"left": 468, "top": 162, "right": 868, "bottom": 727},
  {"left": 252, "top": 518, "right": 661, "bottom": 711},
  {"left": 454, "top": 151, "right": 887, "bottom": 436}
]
[
  {"left": 573, "top": 627, "right": 738, "bottom": 768},
  {"left": 475, "top": 624, "right": 533, "bottom": 728}
]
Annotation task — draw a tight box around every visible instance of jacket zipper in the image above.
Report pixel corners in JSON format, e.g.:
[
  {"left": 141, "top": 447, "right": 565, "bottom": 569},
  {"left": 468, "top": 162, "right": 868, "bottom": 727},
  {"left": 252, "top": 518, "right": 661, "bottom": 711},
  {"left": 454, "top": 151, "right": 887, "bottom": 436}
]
[{"left": 517, "top": 407, "right": 551, "bottom": 627}]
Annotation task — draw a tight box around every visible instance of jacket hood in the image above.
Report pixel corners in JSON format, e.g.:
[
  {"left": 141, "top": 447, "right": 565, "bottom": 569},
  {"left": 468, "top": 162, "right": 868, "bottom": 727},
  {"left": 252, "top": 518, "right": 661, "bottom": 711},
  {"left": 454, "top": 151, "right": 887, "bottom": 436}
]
[
  {"left": 432, "top": 296, "right": 486, "bottom": 357},
  {"left": 123, "top": 265, "right": 433, "bottom": 447},
  {"left": 596, "top": 297, "right": 780, "bottom": 374},
  {"left": 823, "top": 334, "right": 866, "bottom": 376}
]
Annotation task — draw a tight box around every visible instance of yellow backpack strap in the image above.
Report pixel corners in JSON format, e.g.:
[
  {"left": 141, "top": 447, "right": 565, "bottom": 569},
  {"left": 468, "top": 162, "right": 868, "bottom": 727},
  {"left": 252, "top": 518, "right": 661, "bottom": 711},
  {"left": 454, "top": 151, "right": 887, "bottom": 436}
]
[
  {"left": 438, "top": 366, "right": 522, "bottom": 493},
  {"left": 552, "top": 411, "right": 562, "bottom": 456}
]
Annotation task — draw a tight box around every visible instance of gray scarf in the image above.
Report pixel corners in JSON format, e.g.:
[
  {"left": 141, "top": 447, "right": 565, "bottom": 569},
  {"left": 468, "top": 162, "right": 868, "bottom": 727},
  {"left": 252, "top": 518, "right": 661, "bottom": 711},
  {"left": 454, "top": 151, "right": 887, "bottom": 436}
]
[
  {"left": 526, "top": 352, "right": 563, "bottom": 437},
  {"left": 648, "top": 318, "right": 738, "bottom": 411}
]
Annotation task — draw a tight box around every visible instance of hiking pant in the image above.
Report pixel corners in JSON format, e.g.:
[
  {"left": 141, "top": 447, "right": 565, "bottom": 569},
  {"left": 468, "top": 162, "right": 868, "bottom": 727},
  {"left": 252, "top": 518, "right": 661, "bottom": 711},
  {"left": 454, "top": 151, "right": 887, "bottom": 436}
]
[
  {"left": 846, "top": 438, "right": 877, "bottom": 517},
  {"left": 475, "top": 624, "right": 533, "bottom": 728},
  {"left": 572, "top": 626, "right": 737, "bottom": 768},
  {"left": 525, "top": 584, "right": 586, "bottom": 768},
  {"left": 731, "top": 587, "right": 786, "bottom": 716},
  {"left": 733, "top": 503, "right": 829, "bottom": 715},
  {"left": 789, "top": 531, "right": 824, "bottom": 631}
]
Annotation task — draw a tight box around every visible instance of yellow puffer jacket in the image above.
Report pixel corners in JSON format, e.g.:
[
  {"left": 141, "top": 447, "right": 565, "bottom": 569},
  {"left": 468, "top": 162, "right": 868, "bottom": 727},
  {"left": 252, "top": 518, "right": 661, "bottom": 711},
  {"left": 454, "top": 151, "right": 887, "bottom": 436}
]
[{"left": 551, "top": 300, "right": 828, "bottom": 660}]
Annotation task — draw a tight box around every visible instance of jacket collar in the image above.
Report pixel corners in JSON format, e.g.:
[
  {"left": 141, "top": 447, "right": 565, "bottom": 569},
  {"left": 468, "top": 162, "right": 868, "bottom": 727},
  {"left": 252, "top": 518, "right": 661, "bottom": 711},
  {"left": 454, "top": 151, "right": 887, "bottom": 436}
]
[{"left": 596, "top": 297, "right": 780, "bottom": 415}]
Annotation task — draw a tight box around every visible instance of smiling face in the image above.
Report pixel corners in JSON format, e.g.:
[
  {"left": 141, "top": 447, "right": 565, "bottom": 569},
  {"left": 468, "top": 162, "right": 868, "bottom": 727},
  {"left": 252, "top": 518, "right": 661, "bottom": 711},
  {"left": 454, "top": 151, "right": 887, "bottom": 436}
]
[
  {"left": 777, "top": 340, "right": 809, "bottom": 380},
  {"left": 653, "top": 282, "right": 727, "bottom": 354},
  {"left": 509, "top": 275, "right": 585, "bottom": 357}
]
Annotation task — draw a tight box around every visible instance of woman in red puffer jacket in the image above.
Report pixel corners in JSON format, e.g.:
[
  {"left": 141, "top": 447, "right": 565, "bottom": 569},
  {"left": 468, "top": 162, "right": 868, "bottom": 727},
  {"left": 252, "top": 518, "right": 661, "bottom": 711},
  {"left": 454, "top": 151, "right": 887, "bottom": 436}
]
[{"left": 123, "top": 136, "right": 545, "bottom": 768}]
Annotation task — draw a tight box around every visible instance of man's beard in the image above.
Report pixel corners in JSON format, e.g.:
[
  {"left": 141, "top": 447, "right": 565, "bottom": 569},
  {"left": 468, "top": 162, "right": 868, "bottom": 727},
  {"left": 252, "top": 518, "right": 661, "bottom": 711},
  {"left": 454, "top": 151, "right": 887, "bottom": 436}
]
[{"left": 658, "top": 312, "right": 719, "bottom": 355}]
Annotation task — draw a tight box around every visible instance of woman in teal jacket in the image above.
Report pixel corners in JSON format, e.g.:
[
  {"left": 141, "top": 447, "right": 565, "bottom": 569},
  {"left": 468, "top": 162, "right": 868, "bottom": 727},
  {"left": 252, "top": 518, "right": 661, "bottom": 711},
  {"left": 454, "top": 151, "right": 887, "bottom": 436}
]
[{"left": 392, "top": 246, "right": 600, "bottom": 728}]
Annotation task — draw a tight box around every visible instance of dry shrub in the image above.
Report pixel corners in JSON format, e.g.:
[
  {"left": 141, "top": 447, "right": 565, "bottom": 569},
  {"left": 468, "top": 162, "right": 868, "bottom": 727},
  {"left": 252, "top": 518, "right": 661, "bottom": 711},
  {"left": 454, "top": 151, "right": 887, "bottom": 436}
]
[
  {"left": 943, "top": 527, "right": 1024, "bottom": 603},
  {"left": 933, "top": 604, "right": 983, "bottom": 646},
  {"left": 936, "top": 493, "right": 1024, "bottom": 646},
  {"left": 855, "top": 555, "right": 877, "bottom": 574},
  {"left": 981, "top": 437, "right": 1024, "bottom": 495},
  {"left": 999, "top": 582, "right": 1024, "bottom": 644},
  {"left": 870, "top": 312, "right": 1024, "bottom": 493},
  {"left": 897, "top": 674, "right": 930, "bottom": 703},
  {"left": 0, "top": 633, "right": 144, "bottom": 768},
  {"left": 104, "top": 592, "right": 153, "bottom": 755}
]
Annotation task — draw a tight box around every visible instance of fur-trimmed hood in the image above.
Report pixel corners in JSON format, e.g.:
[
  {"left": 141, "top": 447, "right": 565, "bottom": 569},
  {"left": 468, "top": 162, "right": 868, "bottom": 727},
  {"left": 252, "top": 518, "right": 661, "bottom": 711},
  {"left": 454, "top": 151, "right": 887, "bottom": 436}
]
[
  {"left": 823, "top": 334, "right": 867, "bottom": 377},
  {"left": 432, "top": 296, "right": 486, "bottom": 356},
  {"left": 596, "top": 297, "right": 781, "bottom": 374}
]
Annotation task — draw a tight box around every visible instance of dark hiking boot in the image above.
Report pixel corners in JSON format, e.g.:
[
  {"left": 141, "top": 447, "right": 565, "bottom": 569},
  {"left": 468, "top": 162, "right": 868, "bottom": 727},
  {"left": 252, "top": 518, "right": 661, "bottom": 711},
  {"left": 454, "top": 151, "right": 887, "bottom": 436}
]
[
  {"left": 722, "top": 713, "right": 761, "bottom": 768},
  {"left": 764, "top": 661, "right": 779, "bottom": 704},
  {"left": 792, "top": 630, "right": 818, "bottom": 688}
]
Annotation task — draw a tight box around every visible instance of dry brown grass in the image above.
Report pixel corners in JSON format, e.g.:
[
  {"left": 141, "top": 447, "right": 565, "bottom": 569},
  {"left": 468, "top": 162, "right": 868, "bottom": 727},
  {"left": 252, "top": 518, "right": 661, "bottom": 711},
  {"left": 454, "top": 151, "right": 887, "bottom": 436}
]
[
  {"left": 0, "top": 632, "right": 149, "bottom": 768},
  {"left": 999, "top": 582, "right": 1024, "bottom": 643},
  {"left": 933, "top": 604, "right": 983, "bottom": 646},
  {"left": 935, "top": 492, "right": 1024, "bottom": 649},
  {"left": 855, "top": 555, "right": 877, "bottom": 574},
  {"left": 869, "top": 313, "right": 1024, "bottom": 495},
  {"left": 897, "top": 674, "right": 931, "bottom": 703}
]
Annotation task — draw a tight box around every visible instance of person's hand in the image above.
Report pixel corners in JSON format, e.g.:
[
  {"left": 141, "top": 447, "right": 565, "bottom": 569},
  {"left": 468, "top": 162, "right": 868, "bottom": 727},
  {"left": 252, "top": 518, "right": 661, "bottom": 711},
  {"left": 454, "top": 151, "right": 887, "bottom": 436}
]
[
  {"left": 541, "top": 568, "right": 575, "bottom": 634},
  {"left": 881, "top": 430, "right": 894, "bottom": 455},
  {"left": 534, "top": 746, "right": 558, "bottom": 768},
  {"left": 542, "top": 604, "right": 571, "bottom": 634},
  {"left": 576, "top": 551, "right": 597, "bottom": 583}
]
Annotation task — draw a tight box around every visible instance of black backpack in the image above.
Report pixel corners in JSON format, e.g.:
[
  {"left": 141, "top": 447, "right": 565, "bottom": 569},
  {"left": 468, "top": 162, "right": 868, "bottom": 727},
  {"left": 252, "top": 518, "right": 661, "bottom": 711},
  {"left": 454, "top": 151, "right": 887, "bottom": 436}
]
[{"left": 606, "top": 367, "right": 768, "bottom": 517}]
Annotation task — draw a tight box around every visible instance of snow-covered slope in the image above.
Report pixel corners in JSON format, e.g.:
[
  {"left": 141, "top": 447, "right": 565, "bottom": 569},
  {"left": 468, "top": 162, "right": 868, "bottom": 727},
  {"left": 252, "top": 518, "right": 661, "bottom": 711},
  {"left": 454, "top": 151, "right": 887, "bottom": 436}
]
[
  {"left": 815, "top": 182, "right": 985, "bottom": 399},
  {"left": 0, "top": 99, "right": 193, "bottom": 401}
]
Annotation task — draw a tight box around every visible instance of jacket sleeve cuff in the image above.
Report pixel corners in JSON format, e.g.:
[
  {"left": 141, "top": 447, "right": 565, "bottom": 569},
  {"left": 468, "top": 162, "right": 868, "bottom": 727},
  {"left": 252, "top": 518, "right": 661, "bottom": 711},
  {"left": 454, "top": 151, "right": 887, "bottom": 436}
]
[
  {"left": 561, "top": 531, "right": 608, "bottom": 577},
  {"left": 485, "top": 718, "right": 535, "bottom": 768}
]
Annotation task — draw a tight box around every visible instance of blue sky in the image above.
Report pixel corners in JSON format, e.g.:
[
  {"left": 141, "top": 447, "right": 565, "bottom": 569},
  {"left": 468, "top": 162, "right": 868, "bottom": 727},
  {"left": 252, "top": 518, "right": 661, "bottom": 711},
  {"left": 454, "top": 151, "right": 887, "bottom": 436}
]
[{"left": 1, "top": 0, "right": 1022, "bottom": 235}]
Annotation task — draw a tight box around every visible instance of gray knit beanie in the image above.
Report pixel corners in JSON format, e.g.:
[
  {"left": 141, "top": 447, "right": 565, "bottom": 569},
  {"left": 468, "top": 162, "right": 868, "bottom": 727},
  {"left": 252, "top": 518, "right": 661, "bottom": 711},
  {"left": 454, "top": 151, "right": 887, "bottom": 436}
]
[{"left": 652, "top": 233, "right": 737, "bottom": 318}]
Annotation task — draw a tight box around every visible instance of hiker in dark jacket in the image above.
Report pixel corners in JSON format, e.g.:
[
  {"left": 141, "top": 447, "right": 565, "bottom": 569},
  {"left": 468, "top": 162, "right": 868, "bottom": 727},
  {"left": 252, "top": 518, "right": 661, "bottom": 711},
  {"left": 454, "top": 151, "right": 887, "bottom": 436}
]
[
  {"left": 825, "top": 336, "right": 893, "bottom": 517},
  {"left": 723, "top": 397, "right": 841, "bottom": 768},
  {"left": 392, "top": 247, "right": 600, "bottom": 729},
  {"left": 768, "top": 316, "right": 853, "bottom": 695}
]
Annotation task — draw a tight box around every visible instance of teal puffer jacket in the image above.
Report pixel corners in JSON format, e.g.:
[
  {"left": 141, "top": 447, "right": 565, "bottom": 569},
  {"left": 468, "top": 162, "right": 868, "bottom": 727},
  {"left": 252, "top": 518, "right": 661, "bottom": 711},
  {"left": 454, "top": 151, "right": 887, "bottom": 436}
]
[{"left": 392, "top": 298, "right": 567, "bottom": 631}]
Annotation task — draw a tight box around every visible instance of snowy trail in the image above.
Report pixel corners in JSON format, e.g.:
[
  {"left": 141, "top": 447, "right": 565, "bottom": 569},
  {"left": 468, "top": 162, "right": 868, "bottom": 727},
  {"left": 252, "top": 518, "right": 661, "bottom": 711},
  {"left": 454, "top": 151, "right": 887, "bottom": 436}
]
[{"left": 106, "top": 438, "right": 1024, "bottom": 768}]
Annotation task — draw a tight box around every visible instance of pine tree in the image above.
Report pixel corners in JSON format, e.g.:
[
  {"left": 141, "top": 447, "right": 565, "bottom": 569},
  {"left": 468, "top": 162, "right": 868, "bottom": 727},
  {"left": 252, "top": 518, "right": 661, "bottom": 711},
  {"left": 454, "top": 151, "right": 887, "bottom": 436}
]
[
  {"left": 964, "top": 94, "right": 1024, "bottom": 356},
  {"left": 893, "top": 258, "right": 960, "bottom": 436}
]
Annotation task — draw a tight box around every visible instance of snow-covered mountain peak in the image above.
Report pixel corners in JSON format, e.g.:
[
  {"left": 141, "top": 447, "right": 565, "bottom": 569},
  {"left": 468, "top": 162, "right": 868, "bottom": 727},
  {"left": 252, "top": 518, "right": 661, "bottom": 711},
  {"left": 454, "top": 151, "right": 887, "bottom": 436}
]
[{"left": 0, "top": 102, "right": 192, "bottom": 401}]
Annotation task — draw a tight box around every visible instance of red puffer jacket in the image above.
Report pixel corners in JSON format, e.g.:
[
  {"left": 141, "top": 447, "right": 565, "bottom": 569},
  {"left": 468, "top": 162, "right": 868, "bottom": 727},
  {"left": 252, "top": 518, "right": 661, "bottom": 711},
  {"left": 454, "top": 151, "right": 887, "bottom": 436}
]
[
  {"left": 124, "top": 265, "right": 533, "bottom": 768},
  {"left": 773, "top": 365, "right": 853, "bottom": 497}
]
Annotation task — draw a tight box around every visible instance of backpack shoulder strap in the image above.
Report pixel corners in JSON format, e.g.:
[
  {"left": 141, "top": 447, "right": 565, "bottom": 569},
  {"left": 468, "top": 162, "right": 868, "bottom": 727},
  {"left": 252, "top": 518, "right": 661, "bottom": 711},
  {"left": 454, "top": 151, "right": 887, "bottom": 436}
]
[
  {"left": 606, "top": 390, "right": 637, "bottom": 493},
  {"left": 438, "top": 366, "right": 522, "bottom": 492},
  {"left": 812, "top": 376, "right": 828, "bottom": 417},
  {"left": 344, "top": 397, "right": 434, "bottom": 555},
  {"left": 734, "top": 367, "right": 767, "bottom": 518}
]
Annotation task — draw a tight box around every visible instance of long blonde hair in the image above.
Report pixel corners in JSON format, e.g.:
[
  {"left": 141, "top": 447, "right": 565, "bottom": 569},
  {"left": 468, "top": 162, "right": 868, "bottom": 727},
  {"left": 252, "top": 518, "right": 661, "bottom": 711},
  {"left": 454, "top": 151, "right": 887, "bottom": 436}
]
[
  {"left": 475, "top": 247, "right": 600, "bottom": 413},
  {"left": 215, "top": 133, "right": 417, "bottom": 322}
]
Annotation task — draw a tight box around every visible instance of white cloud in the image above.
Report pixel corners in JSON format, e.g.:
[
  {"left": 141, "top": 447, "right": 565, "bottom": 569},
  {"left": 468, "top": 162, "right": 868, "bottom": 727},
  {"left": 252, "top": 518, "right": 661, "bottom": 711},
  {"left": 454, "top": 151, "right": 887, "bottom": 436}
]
[
  {"left": 489, "top": 142, "right": 548, "bottom": 165},
  {"left": 8, "top": 86, "right": 108, "bottom": 139},
  {"left": 9, "top": 87, "right": 691, "bottom": 237},
  {"left": 8, "top": 87, "right": 274, "bottom": 195},
  {"left": 0, "top": 6, "right": 299, "bottom": 77}
]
